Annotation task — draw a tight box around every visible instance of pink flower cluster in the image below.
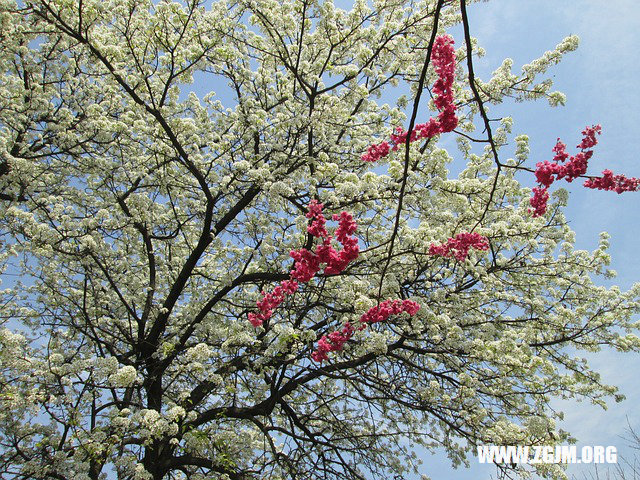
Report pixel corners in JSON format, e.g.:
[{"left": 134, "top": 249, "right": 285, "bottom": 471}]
[
  {"left": 428, "top": 232, "right": 489, "bottom": 262},
  {"left": 311, "top": 299, "right": 420, "bottom": 362},
  {"left": 248, "top": 200, "right": 359, "bottom": 327},
  {"left": 306, "top": 199, "right": 327, "bottom": 237},
  {"left": 248, "top": 280, "right": 299, "bottom": 328},
  {"left": 249, "top": 201, "right": 420, "bottom": 362},
  {"left": 311, "top": 322, "right": 356, "bottom": 363},
  {"left": 361, "top": 141, "right": 391, "bottom": 163},
  {"left": 583, "top": 169, "right": 640, "bottom": 193},
  {"left": 290, "top": 202, "right": 359, "bottom": 282},
  {"left": 529, "top": 187, "right": 550, "bottom": 218},
  {"left": 361, "top": 34, "right": 458, "bottom": 163},
  {"left": 530, "top": 125, "right": 601, "bottom": 217},
  {"left": 359, "top": 298, "right": 421, "bottom": 324}
]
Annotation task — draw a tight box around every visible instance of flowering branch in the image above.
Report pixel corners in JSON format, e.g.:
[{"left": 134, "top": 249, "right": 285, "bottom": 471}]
[
  {"left": 428, "top": 232, "right": 490, "bottom": 261},
  {"left": 248, "top": 200, "right": 359, "bottom": 327},
  {"left": 530, "top": 125, "right": 601, "bottom": 216},
  {"left": 584, "top": 170, "right": 640, "bottom": 193},
  {"left": 529, "top": 125, "right": 639, "bottom": 216},
  {"left": 361, "top": 34, "right": 458, "bottom": 163},
  {"left": 248, "top": 201, "right": 423, "bottom": 363},
  {"left": 311, "top": 299, "right": 421, "bottom": 362}
]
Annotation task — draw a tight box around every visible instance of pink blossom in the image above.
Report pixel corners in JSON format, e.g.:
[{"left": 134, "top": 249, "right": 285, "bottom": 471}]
[
  {"left": 534, "top": 160, "right": 558, "bottom": 188},
  {"left": 249, "top": 202, "right": 359, "bottom": 327},
  {"left": 311, "top": 299, "right": 420, "bottom": 362},
  {"left": 413, "top": 118, "right": 441, "bottom": 140},
  {"left": 361, "top": 34, "right": 458, "bottom": 162},
  {"left": 552, "top": 139, "right": 569, "bottom": 163},
  {"left": 530, "top": 125, "right": 601, "bottom": 216},
  {"left": 291, "top": 209, "right": 359, "bottom": 280},
  {"left": 248, "top": 279, "right": 300, "bottom": 327},
  {"left": 311, "top": 322, "right": 356, "bottom": 362},
  {"left": 529, "top": 186, "right": 550, "bottom": 217},
  {"left": 577, "top": 125, "right": 602, "bottom": 149},
  {"left": 361, "top": 141, "right": 391, "bottom": 163},
  {"left": 359, "top": 299, "right": 421, "bottom": 326},
  {"left": 306, "top": 199, "right": 328, "bottom": 238},
  {"left": 428, "top": 232, "right": 489, "bottom": 262},
  {"left": 290, "top": 247, "right": 322, "bottom": 283},
  {"left": 584, "top": 169, "right": 640, "bottom": 193},
  {"left": 555, "top": 151, "right": 592, "bottom": 183}
]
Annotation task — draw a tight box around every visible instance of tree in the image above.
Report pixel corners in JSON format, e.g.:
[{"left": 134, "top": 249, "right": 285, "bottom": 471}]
[{"left": 0, "top": 0, "right": 639, "bottom": 479}]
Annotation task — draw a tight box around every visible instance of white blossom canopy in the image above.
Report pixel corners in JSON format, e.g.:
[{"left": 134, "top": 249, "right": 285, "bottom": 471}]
[{"left": 0, "top": 0, "right": 638, "bottom": 479}]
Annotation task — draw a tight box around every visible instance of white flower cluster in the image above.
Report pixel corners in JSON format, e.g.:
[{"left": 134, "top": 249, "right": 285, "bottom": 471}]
[{"left": 108, "top": 365, "right": 138, "bottom": 387}]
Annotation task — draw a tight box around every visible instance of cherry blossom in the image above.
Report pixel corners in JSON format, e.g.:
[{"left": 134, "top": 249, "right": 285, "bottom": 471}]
[
  {"left": 361, "top": 34, "right": 458, "bottom": 162},
  {"left": 428, "top": 232, "right": 490, "bottom": 262}
]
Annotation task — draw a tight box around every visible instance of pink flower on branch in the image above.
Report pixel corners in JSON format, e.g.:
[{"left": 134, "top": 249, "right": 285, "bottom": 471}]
[
  {"left": 361, "top": 34, "right": 458, "bottom": 162},
  {"left": 305, "top": 199, "right": 328, "bottom": 238},
  {"left": 530, "top": 125, "right": 602, "bottom": 216},
  {"left": 578, "top": 125, "right": 601, "bottom": 149},
  {"left": 249, "top": 201, "right": 359, "bottom": 327},
  {"left": 584, "top": 169, "right": 640, "bottom": 193},
  {"left": 534, "top": 161, "right": 557, "bottom": 188},
  {"left": 428, "top": 232, "right": 489, "bottom": 262},
  {"left": 311, "top": 322, "right": 356, "bottom": 362},
  {"left": 290, "top": 206, "right": 360, "bottom": 282},
  {"left": 311, "top": 299, "right": 420, "bottom": 362},
  {"left": 248, "top": 279, "right": 299, "bottom": 328},
  {"left": 250, "top": 203, "right": 421, "bottom": 361},
  {"left": 531, "top": 124, "right": 640, "bottom": 214},
  {"left": 361, "top": 141, "right": 391, "bottom": 164},
  {"left": 529, "top": 186, "right": 550, "bottom": 218},
  {"left": 552, "top": 139, "right": 569, "bottom": 163},
  {"left": 359, "top": 299, "right": 421, "bottom": 325}
]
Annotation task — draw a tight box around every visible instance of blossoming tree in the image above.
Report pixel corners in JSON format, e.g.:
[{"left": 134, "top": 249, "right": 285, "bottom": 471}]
[{"left": 0, "top": 0, "right": 639, "bottom": 479}]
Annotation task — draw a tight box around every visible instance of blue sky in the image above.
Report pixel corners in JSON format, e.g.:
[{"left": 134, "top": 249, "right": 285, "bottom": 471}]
[{"left": 416, "top": 1, "right": 640, "bottom": 479}]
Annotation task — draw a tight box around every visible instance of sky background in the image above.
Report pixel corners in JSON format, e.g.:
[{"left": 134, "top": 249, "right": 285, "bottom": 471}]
[{"left": 418, "top": 1, "right": 640, "bottom": 479}]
